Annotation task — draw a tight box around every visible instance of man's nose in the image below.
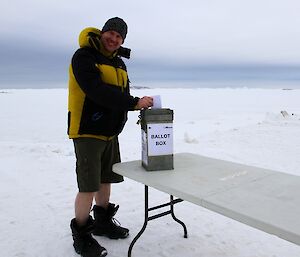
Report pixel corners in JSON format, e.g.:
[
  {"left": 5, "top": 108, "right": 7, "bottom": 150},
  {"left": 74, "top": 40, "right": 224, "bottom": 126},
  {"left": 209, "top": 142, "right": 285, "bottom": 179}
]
[{"left": 109, "top": 34, "right": 117, "bottom": 41}]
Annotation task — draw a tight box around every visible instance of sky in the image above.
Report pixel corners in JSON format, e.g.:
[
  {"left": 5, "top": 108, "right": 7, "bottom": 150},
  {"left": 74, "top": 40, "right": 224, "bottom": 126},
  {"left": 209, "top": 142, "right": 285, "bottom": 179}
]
[{"left": 1, "top": 0, "right": 300, "bottom": 87}]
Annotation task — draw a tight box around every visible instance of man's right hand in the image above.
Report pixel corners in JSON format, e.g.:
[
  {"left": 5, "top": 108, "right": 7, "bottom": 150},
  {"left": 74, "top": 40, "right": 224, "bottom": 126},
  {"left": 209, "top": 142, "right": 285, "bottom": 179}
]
[{"left": 136, "top": 96, "right": 153, "bottom": 109}]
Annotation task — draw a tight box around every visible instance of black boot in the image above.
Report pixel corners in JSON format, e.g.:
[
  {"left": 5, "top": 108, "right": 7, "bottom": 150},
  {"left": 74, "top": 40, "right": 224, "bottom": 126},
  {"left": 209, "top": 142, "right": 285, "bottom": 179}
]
[
  {"left": 70, "top": 216, "right": 107, "bottom": 257},
  {"left": 92, "top": 203, "right": 129, "bottom": 239}
]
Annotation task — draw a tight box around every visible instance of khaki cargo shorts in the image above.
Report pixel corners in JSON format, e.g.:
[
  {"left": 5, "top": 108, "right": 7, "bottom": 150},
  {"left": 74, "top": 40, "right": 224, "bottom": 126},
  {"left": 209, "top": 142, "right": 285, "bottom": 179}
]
[{"left": 73, "top": 137, "right": 123, "bottom": 192}]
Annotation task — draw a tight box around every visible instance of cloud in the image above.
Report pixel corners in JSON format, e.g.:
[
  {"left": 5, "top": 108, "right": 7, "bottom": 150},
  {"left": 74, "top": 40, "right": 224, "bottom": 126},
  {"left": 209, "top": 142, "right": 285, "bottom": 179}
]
[
  {"left": 0, "top": 39, "right": 71, "bottom": 87},
  {"left": 1, "top": 0, "right": 300, "bottom": 87},
  {"left": 2, "top": 0, "right": 300, "bottom": 62}
]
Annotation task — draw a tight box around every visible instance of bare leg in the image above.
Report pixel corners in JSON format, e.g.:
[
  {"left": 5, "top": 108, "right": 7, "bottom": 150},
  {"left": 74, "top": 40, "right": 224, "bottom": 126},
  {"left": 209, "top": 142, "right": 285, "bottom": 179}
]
[
  {"left": 95, "top": 183, "right": 111, "bottom": 209},
  {"left": 75, "top": 192, "right": 95, "bottom": 226}
]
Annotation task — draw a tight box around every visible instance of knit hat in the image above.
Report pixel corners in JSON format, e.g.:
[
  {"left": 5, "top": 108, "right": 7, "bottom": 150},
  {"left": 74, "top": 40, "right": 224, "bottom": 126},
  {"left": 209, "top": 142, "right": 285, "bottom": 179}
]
[{"left": 102, "top": 17, "right": 128, "bottom": 41}]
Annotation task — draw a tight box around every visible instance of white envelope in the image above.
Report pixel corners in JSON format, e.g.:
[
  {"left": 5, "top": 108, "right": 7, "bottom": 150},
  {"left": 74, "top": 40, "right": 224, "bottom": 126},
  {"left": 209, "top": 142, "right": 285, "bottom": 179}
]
[{"left": 152, "top": 95, "right": 162, "bottom": 109}]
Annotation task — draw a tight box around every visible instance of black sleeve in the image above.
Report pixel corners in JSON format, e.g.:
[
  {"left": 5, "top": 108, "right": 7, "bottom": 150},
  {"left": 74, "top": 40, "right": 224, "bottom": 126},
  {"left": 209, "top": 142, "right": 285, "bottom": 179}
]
[{"left": 71, "top": 48, "right": 139, "bottom": 111}]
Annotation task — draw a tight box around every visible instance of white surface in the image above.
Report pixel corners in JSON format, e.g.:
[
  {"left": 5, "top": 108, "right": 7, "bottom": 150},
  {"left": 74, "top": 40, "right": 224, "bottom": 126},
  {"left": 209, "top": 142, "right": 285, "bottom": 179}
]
[
  {"left": 113, "top": 153, "right": 300, "bottom": 245},
  {"left": 141, "top": 130, "right": 148, "bottom": 165},
  {"left": 147, "top": 123, "right": 173, "bottom": 156},
  {"left": 151, "top": 95, "right": 162, "bottom": 109},
  {"left": 1, "top": 87, "right": 300, "bottom": 257}
]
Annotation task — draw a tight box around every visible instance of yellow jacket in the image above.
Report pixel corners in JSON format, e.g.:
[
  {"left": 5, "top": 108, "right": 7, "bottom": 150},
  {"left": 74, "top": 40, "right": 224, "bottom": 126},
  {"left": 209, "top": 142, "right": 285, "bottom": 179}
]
[{"left": 68, "top": 27, "right": 139, "bottom": 140}]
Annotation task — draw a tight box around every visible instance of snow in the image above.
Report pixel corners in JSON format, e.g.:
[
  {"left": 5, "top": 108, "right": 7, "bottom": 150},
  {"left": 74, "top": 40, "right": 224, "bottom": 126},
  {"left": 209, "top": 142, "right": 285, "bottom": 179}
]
[{"left": 1, "top": 87, "right": 300, "bottom": 257}]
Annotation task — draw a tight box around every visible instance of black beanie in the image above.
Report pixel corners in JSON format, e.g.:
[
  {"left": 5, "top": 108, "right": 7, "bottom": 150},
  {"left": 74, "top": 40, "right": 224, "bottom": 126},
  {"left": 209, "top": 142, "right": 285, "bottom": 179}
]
[{"left": 102, "top": 17, "right": 128, "bottom": 41}]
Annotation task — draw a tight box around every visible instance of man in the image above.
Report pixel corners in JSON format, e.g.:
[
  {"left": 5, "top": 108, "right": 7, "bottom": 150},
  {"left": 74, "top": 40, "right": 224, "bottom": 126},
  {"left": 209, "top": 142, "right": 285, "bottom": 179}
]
[{"left": 68, "top": 17, "right": 153, "bottom": 257}]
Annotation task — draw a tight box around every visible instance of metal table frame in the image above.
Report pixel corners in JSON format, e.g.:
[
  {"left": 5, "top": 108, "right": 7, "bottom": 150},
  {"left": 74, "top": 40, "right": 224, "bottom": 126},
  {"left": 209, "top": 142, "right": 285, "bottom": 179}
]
[{"left": 128, "top": 185, "right": 188, "bottom": 257}]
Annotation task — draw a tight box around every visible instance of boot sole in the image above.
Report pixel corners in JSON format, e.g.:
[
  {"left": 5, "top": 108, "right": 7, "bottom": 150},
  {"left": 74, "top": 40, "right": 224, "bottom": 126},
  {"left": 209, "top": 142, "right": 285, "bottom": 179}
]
[
  {"left": 93, "top": 231, "right": 129, "bottom": 239},
  {"left": 74, "top": 248, "right": 107, "bottom": 257}
]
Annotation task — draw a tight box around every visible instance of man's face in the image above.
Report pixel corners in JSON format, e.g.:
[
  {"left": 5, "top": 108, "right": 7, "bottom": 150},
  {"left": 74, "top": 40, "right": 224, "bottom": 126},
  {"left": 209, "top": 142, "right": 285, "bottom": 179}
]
[{"left": 101, "top": 30, "right": 123, "bottom": 53}]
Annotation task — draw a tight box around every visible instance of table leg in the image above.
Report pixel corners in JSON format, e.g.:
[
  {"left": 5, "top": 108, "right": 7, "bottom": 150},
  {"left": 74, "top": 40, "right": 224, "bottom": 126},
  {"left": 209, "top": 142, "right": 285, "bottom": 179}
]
[
  {"left": 128, "top": 185, "right": 188, "bottom": 257},
  {"left": 170, "top": 195, "right": 188, "bottom": 238},
  {"left": 128, "top": 186, "right": 149, "bottom": 257}
]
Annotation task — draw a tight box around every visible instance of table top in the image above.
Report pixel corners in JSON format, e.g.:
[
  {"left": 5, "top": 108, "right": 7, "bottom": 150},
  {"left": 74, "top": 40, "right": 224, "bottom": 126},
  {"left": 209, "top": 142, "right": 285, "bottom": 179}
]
[{"left": 113, "top": 152, "right": 300, "bottom": 245}]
